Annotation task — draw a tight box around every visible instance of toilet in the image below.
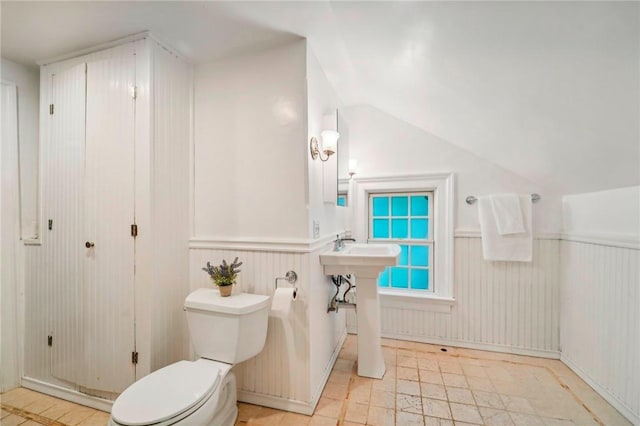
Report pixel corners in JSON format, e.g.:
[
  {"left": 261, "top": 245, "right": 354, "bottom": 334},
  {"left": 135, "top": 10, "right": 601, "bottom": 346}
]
[{"left": 109, "top": 289, "right": 270, "bottom": 426}]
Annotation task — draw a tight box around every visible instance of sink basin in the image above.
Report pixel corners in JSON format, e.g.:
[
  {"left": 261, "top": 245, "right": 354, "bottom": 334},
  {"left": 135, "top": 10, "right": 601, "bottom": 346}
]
[
  {"left": 320, "top": 243, "right": 400, "bottom": 270},
  {"left": 319, "top": 243, "right": 400, "bottom": 379}
]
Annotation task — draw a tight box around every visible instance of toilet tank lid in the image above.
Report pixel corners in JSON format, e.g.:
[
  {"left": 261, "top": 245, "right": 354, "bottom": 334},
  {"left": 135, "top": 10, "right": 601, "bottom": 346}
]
[{"left": 185, "top": 289, "right": 270, "bottom": 315}]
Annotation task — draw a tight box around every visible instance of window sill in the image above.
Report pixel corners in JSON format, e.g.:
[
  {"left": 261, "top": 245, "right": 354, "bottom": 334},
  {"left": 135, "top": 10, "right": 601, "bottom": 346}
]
[{"left": 379, "top": 289, "right": 455, "bottom": 313}]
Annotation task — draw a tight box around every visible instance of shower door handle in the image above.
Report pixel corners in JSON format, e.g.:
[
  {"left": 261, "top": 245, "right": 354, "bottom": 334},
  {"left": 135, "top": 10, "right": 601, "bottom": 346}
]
[{"left": 85, "top": 241, "right": 95, "bottom": 248}]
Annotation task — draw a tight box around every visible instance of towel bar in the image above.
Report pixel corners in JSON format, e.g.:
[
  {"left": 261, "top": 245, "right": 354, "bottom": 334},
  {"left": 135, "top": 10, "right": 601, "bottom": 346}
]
[{"left": 466, "top": 193, "right": 540, "bottom": 205}]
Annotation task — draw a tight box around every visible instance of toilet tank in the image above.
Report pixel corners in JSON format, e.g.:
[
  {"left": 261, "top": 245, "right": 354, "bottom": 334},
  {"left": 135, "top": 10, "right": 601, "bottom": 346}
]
[{"left": 184, "top": 289, "right": 270, "bottom": 364}]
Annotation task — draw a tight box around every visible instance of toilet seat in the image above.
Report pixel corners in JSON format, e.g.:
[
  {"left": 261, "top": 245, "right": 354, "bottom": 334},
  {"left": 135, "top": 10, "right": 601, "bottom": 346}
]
[{"left": 111, "top": 359, "right": 230, "bottom": 426}]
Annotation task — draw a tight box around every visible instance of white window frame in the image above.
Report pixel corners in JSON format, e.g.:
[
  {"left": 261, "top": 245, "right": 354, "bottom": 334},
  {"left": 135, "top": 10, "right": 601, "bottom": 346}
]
[
  {"left": 369, "top": 192, "right": 434, "bottom": 292},
  {"left": 352, "top": 173, "right": 455, "bottom": 310}
]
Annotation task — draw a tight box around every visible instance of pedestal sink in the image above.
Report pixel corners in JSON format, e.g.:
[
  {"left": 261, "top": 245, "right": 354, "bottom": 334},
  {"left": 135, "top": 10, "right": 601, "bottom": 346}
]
[{"left": 320, "top": 243, "right": 400, "bottom": 378}]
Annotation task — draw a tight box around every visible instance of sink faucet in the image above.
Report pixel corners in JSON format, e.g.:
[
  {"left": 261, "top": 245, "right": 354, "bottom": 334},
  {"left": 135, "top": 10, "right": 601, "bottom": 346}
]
[{"left": 333, "top": 234, "right": 356, "bottom": 251}]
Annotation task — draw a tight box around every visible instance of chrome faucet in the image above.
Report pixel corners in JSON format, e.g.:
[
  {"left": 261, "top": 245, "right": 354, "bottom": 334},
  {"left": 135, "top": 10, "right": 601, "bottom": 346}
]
[{"left": 333, "top": 234, "right": 356, "bottom": 251}]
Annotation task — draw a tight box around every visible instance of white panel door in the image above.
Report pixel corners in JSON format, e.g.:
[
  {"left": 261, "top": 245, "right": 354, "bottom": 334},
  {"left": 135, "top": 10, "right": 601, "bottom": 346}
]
[
  {"left": 1, "top": 82, "right": 22, "bottom": 391},
  {"left": 46, "top": 64, "right": 87, "bottom": 385},
  {"left": 81, "top": 43, "right": 136, "bottom": 393}
]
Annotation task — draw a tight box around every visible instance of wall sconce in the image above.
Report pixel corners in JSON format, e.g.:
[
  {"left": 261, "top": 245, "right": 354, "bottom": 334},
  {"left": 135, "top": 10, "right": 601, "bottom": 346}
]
[
  {"left": 348, "top": 159, "right": 358, "bottom": 177},
  {"left": 310, "top": 130, "right": 340, "bottom": 162}
]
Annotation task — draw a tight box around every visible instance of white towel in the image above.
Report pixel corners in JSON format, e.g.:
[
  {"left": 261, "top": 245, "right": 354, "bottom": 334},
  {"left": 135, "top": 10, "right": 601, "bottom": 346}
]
[
  {"left": 490, "top": 194, "right": 525, "bottom": 235},
  {"left": 478, "top": 194, "right": 532, "bottom": 262}
]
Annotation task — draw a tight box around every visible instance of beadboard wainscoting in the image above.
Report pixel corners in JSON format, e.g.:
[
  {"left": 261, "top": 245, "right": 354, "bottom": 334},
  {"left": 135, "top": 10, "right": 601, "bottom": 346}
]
[
  {"left": 347, "top": 236, "right": 561, "bottom": 358},
  {"left": 189, "top": 238, "right": 345, "bottom": 415},
  {"left": 560, "top": 239, "right": 640, "bottom": 425}
]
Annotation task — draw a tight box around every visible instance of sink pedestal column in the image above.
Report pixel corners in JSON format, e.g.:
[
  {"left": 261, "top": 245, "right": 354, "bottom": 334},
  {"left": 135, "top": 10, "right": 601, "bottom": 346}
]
[
  {"left": 319, "top": 244, "right": 400, "bottom": 380},
  {"left": 353, "top": 268, "right": 385, "bottom": 379}
]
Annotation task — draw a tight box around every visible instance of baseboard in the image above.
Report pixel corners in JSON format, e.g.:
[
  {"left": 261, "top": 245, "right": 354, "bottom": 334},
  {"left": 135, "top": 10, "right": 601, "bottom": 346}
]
[
  {"left": 237, "top": 390, "right": 315, "bottom": 416},
  {"left": 346, "top": 328, "right": 560, "bottom": 360},
  {"left": 237, "top": 329, "right": 347, "bottom": 416},
  {"left": 21, "top": 377, "right": 113, "bottom": 412},
  {"left": 561, "top": 355, "right": 639, "bottom": 426},
  {"left": 309, "top": 328, "right": 347, "bottom": 410}
]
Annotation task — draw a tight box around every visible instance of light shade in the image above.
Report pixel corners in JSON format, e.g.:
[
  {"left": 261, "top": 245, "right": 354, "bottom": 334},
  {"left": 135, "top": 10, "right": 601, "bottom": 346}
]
[{"left": 320, "top": 130, "right": 340, "bottom": 155}]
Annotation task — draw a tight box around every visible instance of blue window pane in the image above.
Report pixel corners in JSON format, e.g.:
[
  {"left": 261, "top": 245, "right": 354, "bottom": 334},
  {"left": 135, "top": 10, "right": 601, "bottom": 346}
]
[
  {"left": 399, "top": 245, "right": 409, "bottom": 266},
  {"left": 411, "top": 219, "right": 428, "bottom": 239},
  {"left": 411, "top": 245, "right": 429, "bottom": 266},
  {"left": 337, "top": 196, "right": 346, "bottom": 206},
  {"left": 411, "top": 196, "right": 429, "bottom": 216},
  {"left": 373, "top": 219, "right": 389, "bottom": 238},
  {"left": 391, "top": 219, "right": 408, "bottom": 238},
  {"left": 411, "top": 269, "right": 429, "bottom": 290},
  {"left": 391, "top": 267, "right": 408, "bottom": 288},
  {"left": 378, "top": 268, "right": 390, "bottom": 287},
  {"left": 373, "top": 197, "right": 389, "bottom": 216},
  {"left": 391, "top": 196, "right": 408, "bottom": 216}
]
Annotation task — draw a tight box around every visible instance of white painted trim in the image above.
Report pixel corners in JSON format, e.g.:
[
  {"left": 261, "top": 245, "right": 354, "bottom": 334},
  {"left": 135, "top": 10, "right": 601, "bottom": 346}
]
[
  {"left": 379, "top": 292, "right": 455, "bottom": 313},
  {"left": 38, "top": 32, "right": 189, "bottom": 66},
  {"left": 455, "top": 229, "right": 639, "bottom": 249},
  {"left": 38, "top": 32, "right": 150, "bottom": 65},
  {"left": 455, "top": 228, "right": 561, "bottom": 240},
  {"left": 310, "top": 329, "right": 347, "bottom": 410},
  {"left": 561, "top": 355, "right": 639, "bottom": 425},
  {"left": 345, "top": 330, "right": 561, "bottom": 360},
  {"left": 237, "top": 391, "right": 314, "bottom": 416},
  {"left": 21, "top": 377, "right": 113, "bottom": 412},
  {"left": 561, "top": 232, "right": 640, "bottom": 250},
  {"left": 189, "top": 232, "right": 338, "bottom": 253},
  {"left": 354, "top": 173, "right": 454, "bottom": 184}
]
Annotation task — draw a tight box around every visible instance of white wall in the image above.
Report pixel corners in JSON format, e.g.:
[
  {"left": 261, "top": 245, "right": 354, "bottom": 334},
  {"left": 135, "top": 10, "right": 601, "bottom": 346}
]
[
  {"left": 563, "top": 186, "right": 640, "bottom": 244},
  {"left": 1, "top": 58, "right": 39, "bottom": 239},
  {"left": 561, "top": 187, "right": 640, "bottom": 424},
  {"left": 306, "top": 48, "right": 347, "bottom": 240},
  {"left": 1, "top": 81, "right": 23, "bottom": 392},
  {"left": 343, "top": 105, "right": 562, "bottom": 234},
  {"left": 305, "top": 47, "right": 349, "bottom": 398},
  {"left": 342, "top": 104, "right": 562, "bottom": 356},
  {"left": 1, "top": 59, "right": 38, "bottom": 392},
  {"left": 193, "top": 40, "right": 309, "bottom": 240},
  {"left": 190, "top": 40, "right": 345, "bottom": 414}
]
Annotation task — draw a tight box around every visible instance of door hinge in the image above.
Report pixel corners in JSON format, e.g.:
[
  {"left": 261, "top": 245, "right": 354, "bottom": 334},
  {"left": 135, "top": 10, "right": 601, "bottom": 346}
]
[
  {"left": 49, "top": 104, "right": 54, "bottom": 115},
  {"left": 48, "top": 219, "right": 53, "bottom": 230},
  {"left": 48, "top": 335, "right": 53, "bottom": 346},
  {"left": 131, "top": 86, "right": 137, "bottom": 99},
  {"left": 131, "top": 224, "right": 138, "bottom": 237},
  {"left": 132, "top": 351, "right": 138, "bottom": 364}
]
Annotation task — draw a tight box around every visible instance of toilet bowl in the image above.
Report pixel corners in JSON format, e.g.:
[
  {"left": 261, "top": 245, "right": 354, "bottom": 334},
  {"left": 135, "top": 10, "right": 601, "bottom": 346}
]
[{"left": 110, "top": 290, "right": 270, "bottom": 426}]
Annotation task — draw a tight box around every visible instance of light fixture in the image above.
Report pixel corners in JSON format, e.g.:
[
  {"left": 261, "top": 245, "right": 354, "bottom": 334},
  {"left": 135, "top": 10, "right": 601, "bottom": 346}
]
[
  {"left": 348, "top": 159, "right": 358, "bottom": 177},
  {"left": 310, "top": 130, "right": 340, "bottom": 162}
]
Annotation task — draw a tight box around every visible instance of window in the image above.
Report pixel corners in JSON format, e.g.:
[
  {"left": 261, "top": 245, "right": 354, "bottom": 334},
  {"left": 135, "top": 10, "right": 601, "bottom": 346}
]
[
  {"left": 337, "top": 193, "right": 347, "bottom": 206},
  {"left": 352, "top": 173, "right": 455, "bottom": 308},
  {"left": 370, "top": 193, "right": 434, "bottom": 291}
]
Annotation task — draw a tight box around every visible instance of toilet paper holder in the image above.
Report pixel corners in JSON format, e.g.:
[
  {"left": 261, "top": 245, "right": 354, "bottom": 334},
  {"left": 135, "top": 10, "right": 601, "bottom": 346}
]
[{"left": 275, "top": 271, "right": 298, "bottom": 298}]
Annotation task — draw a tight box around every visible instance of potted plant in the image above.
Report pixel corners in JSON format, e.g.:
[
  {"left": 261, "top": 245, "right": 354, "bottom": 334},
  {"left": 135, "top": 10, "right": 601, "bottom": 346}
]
[{"left": 202, "top": 257, "right": 243, "bottom": 297}]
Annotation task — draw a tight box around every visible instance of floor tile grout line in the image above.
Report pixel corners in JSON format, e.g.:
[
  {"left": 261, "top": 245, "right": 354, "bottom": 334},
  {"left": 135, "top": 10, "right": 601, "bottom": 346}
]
[
  {"left": 387, "top": 340, "right": 609, "bottom": 426},
  {"left": 1, "top": 402, "right": 67, "bottom": 426}
]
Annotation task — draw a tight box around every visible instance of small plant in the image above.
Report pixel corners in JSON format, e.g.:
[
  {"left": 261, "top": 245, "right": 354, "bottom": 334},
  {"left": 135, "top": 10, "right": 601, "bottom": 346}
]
[{"left": 202, "top": 257, "right": 243, "bottom": 287}]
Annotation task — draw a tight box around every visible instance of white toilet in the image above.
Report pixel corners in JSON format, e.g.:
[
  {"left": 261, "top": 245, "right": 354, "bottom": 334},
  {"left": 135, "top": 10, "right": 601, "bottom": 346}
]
[{"left": 109, "top": 289, "right": 270, "bottom": 426}]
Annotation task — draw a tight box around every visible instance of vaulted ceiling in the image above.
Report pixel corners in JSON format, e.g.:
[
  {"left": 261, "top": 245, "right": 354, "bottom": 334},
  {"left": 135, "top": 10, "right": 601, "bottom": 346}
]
[{"left": 2, "top": 1, "right": 638, "bottom": 195}]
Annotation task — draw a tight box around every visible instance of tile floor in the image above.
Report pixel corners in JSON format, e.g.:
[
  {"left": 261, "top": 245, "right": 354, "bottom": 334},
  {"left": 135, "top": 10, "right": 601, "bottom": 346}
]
[{"left": 0, "top": 335, "right": 631, "bottom": 425}]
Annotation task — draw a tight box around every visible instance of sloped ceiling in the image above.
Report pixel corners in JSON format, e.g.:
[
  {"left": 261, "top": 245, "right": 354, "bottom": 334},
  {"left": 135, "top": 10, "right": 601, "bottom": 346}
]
[{"left": 2, "top": 1, "right": 638, "bottom": 195}]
